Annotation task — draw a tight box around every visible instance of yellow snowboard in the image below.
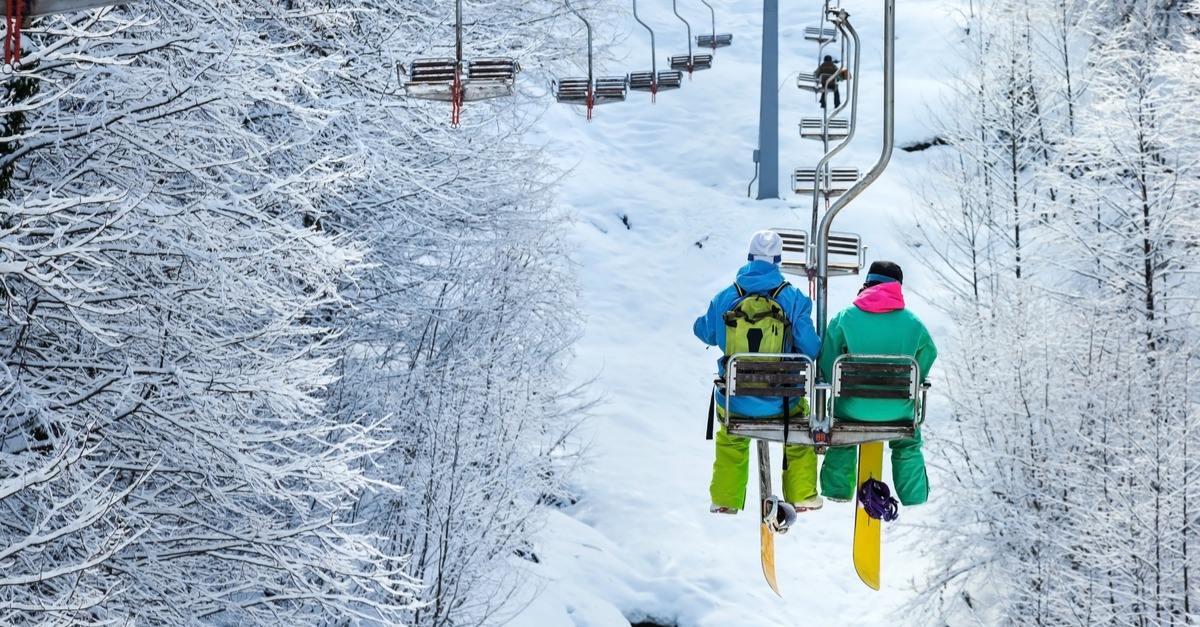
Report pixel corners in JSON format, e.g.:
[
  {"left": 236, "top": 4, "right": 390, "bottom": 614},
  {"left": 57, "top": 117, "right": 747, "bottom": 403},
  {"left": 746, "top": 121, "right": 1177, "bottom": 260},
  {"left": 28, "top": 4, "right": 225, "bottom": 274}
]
[{"left": 852, "top": 441, "right": 884, "bottom": 590}]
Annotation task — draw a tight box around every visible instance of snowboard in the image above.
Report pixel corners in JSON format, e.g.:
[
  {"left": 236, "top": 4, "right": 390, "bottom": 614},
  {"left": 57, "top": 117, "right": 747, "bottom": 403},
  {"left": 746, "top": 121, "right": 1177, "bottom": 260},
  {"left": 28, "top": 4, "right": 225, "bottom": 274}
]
[
  {"left": 757, "top": 439, "right": 782, "bottom": 596},
  {"left": 852, "top": 441, "right": 884, "bottom": 590}
]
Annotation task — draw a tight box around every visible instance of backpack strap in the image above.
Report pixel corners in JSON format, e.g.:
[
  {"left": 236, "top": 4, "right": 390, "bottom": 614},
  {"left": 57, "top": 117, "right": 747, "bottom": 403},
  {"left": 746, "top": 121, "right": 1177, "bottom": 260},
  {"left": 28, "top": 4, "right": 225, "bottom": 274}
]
[{"left": 706, "top": 379, "right": 720, "bottom": 440}]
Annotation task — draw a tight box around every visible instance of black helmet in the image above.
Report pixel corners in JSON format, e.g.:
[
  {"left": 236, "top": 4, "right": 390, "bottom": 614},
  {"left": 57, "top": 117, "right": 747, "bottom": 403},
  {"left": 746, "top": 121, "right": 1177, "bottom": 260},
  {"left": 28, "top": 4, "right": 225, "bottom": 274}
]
[{"left": 823, "top": 55, "right": 833, "bottom": 62}]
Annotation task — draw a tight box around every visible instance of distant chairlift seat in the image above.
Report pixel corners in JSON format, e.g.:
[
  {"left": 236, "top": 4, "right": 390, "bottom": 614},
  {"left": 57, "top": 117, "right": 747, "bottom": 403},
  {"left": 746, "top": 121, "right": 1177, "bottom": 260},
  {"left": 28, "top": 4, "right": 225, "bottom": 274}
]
[
  {"left": 800, "top": 117, "right": 850, "bottom": 140},
  {"left": 769, "top": 228, "right": 865, "bottom": 278},
  {"left": 1, "top": 0, "right": 126, "bottom": 16},
  {"left": 793, "top": 167, "right": 861, "bottom": 196},
  {"left": 720, "top": 353, "right": 928, "bottom": 449},
  {"left": 804, "top": 26, "right": 837, "bottom": 43},
  {"left": 628, "top": 70, "right": 683, "bottom": 92},
  {"left": 404, "top": 57, "right": 517, "bottom": 102},
  {"left": 797, "top": 71, "right": 819, "bottom": 93},
  {"left": 669, "top": 53, "right": 714, "bottom": 72},
  {"left": 404, "top": 58, "right": 459, "bottom": 101},
  {"left": 463, "top": 57, "right": 518, "bottom": 100},
  {"left": 697, "top": 33, "right": 733, "bottom": 48},
  {"left": 554, "top": 76, "right": 628, "bottom": 105}
]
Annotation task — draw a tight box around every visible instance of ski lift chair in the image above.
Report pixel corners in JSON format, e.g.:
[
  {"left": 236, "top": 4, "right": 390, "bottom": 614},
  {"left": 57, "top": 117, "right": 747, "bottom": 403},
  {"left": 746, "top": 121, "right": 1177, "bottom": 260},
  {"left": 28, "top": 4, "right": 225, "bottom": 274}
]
[
  {"left": 720, "top": 354, "right": 928, "bottom": 449},
  {"left": 628, "top": 0, "right": 683, "bottom": 98},
  {"left": 824, "top": 354, "right": 929, "bottom": 445},
  {"left": 404, "top": 58, "right": 460, "bottom": 101},
  {"left": 797, "top": 71, "right": 819, "bottom": 93},
  {"left": 3, "top": 0, "right": 128, "bottom": 15},
  {"left": 792, "top": 167, "right": 860, "bottom": 196},
  {"left": 772, "top": 228, "right": 809, "bottom": 278},
  {"left": 800, "top": 117, "right": 849, "bottom": 140},
  {"left": 555, "top": 0, "right": 628, "bottom": 119},
  {"left": 804, "top": 26, "right": 837, "bottom": 43},
  {"left": 827, "top": 232, "right": 865, "bottom": 276},
  {"left": 668, "top": 0, "right": 713, "bottom": 73},
  {"left": 463, "top": 57, "right": 518, "bottom": 100},
  {"left": 769, "top": 228, "right": 864, "bottom": 278},
  {"left": 695, "top": 0, "right": 732, "bottom": 49},
  {"left": 401, "top": 0, "right": 519, "bottom": 125},
  {"left": 719, "top": 353, "right": 816, "bottom": 445}
]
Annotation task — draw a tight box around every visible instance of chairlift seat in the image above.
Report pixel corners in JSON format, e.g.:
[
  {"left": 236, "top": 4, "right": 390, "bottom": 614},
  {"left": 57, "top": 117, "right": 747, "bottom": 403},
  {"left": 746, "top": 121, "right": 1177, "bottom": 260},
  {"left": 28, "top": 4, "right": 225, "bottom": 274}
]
[
  {"left": 555, "top": 78, "right": 591, "bottom": 104},
  {"left": 827, "top": 233, "right": 865, "bottom": 276},
  {"left": 772, "top": 229, "right": 808, "bottom": 278},
  {"left": 697, "top": 33, "right": 733, "bottom": 48},
  {"left": 720, "top": 354, "right": 819, "bottom": 445},
  {"left": 669, "top": 54, "right": 713, "bottom": 72},
  {"left": 555, "top": 77, "right": 627, "bottom": 105},
  {"left": 405, "top": 58, "right": 459, "bottom": 101},
  {"left": 628, "top": 70, "right": 683, "bottom": 92},
  {"left": 797, "top": 72, "right": 819, "bottom": 93},
  {"left": 804, "top": 26, "right": 837, "bottom": 42},
  {"left": 2, "top": 0, "right": 125, "bottom": 16},
  {"left": 793, "top": 167, "right": 861, "bottom": 196},
  {"left": 800, "top": 117, "right": 849, "bottom": 140},
  {"left": 827, "top": 354, "right": 927, "bottom": 441},
  {"left": 721, "top": 354, "right": 928, "bottom": 447},
  {"left": 462, "top": 57, "right": 517, "bottom": 101},
  {"left": 593, "top": 76, "right": 628, "bottom": 104},
  {"left": 769, "top": 228, "right": 864, "bottom": 277},
  {"left": 719, "top": 353, "right": 923, "bottom": 447}
]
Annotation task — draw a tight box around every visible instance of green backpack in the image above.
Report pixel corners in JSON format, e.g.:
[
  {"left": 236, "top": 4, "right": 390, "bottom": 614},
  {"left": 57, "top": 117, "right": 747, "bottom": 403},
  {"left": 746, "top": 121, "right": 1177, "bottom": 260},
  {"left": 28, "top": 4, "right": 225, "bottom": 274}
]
[
  {"left": 722, "top": 282, "right": 792, "bottom": 358},
  {"left": 707, "top": 281, "right": 798, "bottom": 458}
]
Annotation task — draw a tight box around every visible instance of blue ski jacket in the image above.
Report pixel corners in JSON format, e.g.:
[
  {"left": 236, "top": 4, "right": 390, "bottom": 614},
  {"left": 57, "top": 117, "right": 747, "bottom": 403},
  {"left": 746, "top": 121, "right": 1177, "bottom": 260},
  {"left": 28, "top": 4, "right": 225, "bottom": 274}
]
[{"left": 694, "top": 260, "right": 822, "bottom": 417}]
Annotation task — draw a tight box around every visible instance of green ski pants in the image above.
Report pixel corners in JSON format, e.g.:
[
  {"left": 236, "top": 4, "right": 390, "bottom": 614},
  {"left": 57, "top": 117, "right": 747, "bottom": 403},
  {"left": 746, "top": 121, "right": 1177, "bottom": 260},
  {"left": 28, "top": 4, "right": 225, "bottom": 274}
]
[
  {"left": 710, "top": 423, "right": 818, "bottom": 510},
  {"left": 819, "top": 427, "right": 928, "bottom": 506}
]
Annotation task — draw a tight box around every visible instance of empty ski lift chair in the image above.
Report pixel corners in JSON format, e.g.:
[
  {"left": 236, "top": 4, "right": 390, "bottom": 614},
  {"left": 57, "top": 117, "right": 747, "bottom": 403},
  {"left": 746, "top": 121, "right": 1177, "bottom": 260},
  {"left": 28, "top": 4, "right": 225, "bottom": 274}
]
[
  {"left": 695, "top": 0, "right": 732, "bottom": 49},
  {"left": 554, "top": 0, "right": 627, "bottom": 120},
  {"left": 2, "top": 0, "right": 128, "bottom": 16},
  {"left": 627, "top": 0, "right": 683, "bottom": 100},
  {"left": 797, "top": 71, "right": 820, "bottom": 93},
  {"left": 792, "top": 167, "right": 860, "bottom": 197},
  {"left": 804, "top": 26, "right": 837, "bottom": 43},
  {"left": 769, "top": 227, "right": 864, "bottom": 279},
  {"left": 2, "top": 0, "right": 137, "bottom": 67},
  {"left": 402, "top": 0, "right": 518, "bottom": 125},
  {"left": 668, "top": 0, "right": 712, "bottom": 73},
  {"left": 800, "top": 117, "right": 849, "bottom": 141}
]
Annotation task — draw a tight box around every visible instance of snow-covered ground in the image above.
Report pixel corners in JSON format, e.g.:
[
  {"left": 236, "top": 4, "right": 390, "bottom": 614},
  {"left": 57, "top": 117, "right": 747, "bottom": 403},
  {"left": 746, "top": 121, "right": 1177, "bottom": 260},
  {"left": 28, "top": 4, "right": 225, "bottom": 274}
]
[{"left": 513, "top": 1, "right": 963, "bottom": 624}]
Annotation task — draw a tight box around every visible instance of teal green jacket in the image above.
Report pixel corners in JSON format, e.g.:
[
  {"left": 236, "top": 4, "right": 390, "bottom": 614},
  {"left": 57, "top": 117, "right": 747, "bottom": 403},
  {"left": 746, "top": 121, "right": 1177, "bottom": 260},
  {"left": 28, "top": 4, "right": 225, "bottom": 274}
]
[{"left": 817, "top": 282, "right": 937, "bottom": 421}]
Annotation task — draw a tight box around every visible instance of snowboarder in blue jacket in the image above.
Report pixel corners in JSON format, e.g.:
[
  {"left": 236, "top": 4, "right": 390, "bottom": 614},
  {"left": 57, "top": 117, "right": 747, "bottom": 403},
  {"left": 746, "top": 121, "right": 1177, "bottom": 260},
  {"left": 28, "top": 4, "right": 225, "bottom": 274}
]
[{"left": 694, "top": 230, "right": 823, "bottom": 515}]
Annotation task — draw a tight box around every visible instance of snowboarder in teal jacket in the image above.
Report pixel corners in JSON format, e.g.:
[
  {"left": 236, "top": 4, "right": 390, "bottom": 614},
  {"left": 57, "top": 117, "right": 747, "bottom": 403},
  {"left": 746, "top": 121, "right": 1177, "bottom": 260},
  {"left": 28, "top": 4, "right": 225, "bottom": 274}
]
[
  {"left": 817, "top": 260, "right": 937, "bottom": 505},
  {"left": 694, "top": 230, "right": 823, "bottom": 515}
]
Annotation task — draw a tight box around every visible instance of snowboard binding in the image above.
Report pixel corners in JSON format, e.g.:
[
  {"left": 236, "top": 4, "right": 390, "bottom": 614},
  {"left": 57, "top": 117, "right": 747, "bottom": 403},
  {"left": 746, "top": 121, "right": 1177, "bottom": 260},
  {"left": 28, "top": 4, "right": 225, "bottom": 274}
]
[
  {"left": 857, "top": 478, "right": 899, "bottom": 522},
  {"left": 762, "top": 495, "right": 797, "bottom": 534}
]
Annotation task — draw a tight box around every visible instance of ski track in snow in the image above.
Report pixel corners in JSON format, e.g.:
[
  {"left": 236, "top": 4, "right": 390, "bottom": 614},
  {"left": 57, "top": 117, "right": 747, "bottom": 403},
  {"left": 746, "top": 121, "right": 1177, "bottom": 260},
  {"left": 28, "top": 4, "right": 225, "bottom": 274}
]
[{"left": 513, "top": 1, "right": 964, "bottom": 625}]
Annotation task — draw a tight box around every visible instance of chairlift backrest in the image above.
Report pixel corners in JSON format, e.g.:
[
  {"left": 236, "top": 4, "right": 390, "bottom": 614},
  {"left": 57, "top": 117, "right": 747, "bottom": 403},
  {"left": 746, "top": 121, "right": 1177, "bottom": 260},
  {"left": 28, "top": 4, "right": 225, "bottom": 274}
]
[
  {"left": 800, "top": 117, "right": 849, "bottom": 140},
  {"left": 695, "top": 0, "right": 732, "bottom": 48},
  {"left": 2, "top": 0, "right": 127, "bottom": 16},
  {"left": 831, "top": 354, "right": 922, "bottom": 425},
  {"left": 804, "top": 26, "right": 837, "bottom": 42}
]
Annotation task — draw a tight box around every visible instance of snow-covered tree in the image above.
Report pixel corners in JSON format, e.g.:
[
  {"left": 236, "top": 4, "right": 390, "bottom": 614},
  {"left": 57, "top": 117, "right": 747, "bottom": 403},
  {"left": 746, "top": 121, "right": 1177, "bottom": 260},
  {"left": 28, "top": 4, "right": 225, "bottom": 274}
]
[{"left": 913, "top": 0, "right": 1200, "bottom": 623}]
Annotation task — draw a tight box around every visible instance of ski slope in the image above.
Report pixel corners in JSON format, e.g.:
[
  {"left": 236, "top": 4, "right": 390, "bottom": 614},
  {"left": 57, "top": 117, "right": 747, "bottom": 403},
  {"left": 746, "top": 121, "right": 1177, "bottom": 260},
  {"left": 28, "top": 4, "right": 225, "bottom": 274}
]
[{"left": 514, "top": 1, "right": 962, "bottom": 624}]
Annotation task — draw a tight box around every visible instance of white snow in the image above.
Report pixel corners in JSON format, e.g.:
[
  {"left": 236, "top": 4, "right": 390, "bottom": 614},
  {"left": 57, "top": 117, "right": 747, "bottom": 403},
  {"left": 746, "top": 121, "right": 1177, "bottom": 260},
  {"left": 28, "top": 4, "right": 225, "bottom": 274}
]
[{"left": 512, "top": 1, "right": 963, "bottom": 624}]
